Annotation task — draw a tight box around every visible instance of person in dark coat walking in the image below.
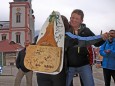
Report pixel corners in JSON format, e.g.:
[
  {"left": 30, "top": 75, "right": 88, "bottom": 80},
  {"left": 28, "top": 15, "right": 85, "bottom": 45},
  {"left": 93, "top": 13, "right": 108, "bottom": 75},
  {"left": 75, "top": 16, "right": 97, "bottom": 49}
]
[{"left": 14, "top": 42, "right": 33, "bottom": 86}]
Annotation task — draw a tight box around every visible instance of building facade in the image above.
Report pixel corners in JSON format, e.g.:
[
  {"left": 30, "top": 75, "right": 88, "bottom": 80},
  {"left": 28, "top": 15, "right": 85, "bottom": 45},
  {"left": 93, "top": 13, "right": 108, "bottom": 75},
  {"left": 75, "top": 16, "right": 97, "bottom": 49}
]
[
  {"left": 0, "top": 0, "right": 35, "bottom": 66},
  {"left": 0, "top": 0, "right": 35, "bottom": 47}
]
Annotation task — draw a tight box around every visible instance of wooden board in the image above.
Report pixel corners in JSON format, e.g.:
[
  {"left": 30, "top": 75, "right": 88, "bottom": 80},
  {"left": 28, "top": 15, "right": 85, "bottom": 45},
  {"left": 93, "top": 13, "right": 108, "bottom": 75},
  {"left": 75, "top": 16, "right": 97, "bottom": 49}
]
[{"left": 24, "top": 11, "right": 65, "bottom": 74}]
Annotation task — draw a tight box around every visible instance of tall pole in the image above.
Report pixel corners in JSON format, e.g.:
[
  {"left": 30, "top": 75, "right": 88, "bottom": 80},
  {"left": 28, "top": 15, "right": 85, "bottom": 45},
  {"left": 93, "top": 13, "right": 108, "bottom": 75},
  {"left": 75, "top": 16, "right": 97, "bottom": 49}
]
[
  {"left": 2, "top": 52, "right": 3, "bottom": 66},
  {"left": 100, "top": 30, "right": 102, "bottom": 35}
]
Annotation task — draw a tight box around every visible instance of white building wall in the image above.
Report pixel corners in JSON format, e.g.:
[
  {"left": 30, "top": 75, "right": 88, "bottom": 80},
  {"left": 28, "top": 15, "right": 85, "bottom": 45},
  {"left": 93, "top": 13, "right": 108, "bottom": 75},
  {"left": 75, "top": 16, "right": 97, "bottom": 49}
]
[
  {"left": 12, "top": 31, "right": 25, "bottom": 46},
  {"left": 11, "top": 6, "right": 25, "bottom": 27}
]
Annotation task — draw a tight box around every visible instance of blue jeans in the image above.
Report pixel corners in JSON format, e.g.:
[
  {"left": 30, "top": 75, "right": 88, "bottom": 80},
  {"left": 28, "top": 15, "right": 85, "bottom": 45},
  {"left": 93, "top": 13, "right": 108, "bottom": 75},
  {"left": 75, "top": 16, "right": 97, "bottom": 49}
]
[{"left": 66, "top": 65, "right": 95, "bottom": 86}]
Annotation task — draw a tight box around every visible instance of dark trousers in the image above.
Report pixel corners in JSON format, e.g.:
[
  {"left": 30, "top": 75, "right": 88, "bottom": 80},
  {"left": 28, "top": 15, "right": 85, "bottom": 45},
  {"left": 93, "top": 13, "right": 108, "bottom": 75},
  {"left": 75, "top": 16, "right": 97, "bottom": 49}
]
[
  {"left": 103, "top": 68, "right": 115, "bottom": 86},
  {"left": 36, "top": 69, "right": 66, "bottom": 86}
]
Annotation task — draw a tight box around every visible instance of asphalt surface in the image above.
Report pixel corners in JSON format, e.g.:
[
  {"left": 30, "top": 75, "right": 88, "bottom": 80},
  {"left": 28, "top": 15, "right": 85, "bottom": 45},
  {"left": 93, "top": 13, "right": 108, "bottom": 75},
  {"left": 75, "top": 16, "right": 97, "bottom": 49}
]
[{"left": 0, "top": 66, "right": 114, "bottom": 86}]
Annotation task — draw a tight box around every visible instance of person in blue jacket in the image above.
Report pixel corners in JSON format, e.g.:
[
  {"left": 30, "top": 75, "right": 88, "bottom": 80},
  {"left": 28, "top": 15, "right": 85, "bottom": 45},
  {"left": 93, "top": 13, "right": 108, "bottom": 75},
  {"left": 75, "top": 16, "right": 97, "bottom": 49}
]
[{"left": 99, "top": 29, "right": 115, "bottom": 86}]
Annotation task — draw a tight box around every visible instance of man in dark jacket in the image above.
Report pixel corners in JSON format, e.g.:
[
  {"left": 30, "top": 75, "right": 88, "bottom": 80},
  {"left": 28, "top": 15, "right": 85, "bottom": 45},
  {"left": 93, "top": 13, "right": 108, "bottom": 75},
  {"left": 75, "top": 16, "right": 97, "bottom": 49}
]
[
  {"left": 66, "top": 9, "right": 105, "bottom": 86},
  {"left": 14, "top": 42, "right": 33, "bottom": 86}
]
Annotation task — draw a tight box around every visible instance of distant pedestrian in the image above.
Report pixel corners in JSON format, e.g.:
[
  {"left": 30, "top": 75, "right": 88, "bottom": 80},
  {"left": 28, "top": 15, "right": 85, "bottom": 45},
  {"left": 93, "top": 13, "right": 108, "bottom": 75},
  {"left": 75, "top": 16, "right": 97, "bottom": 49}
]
[
  {"left": 14, "top": 42, "right": 33, "bottom": 86},
  {"left": 96, "top": 54, "right": 103, "bottom": 68}
]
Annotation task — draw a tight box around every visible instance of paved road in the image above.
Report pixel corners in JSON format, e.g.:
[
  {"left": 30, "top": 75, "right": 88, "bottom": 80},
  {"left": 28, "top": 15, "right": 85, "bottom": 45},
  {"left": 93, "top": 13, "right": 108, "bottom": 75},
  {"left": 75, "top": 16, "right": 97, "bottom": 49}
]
[{"left": 0, "top": 66, "right": 114, "bottom": 86}]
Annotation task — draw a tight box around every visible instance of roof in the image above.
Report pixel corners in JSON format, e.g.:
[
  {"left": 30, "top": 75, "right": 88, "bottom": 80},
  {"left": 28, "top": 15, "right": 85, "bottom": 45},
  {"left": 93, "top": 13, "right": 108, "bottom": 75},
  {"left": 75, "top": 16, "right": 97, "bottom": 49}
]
[
  {"left": 0, "top": 40, "right": 24, "bottom": 52},
  {"left": 0, "top": 21, "right": 9, "bottom": 29}
]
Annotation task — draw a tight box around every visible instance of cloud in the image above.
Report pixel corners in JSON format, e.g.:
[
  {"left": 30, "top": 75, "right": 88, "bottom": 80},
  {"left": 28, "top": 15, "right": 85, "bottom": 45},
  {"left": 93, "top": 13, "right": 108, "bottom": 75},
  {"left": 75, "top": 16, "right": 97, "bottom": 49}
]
[{"left": 1, "top": 0, "right": 115, "bottom": 34}]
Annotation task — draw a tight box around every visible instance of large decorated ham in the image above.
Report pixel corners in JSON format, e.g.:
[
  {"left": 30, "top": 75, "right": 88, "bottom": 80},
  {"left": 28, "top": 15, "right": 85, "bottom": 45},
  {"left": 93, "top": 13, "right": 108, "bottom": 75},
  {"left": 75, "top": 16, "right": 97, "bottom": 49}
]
[{"left": 24, "top": 11, "right": 65, "bottom": 75}]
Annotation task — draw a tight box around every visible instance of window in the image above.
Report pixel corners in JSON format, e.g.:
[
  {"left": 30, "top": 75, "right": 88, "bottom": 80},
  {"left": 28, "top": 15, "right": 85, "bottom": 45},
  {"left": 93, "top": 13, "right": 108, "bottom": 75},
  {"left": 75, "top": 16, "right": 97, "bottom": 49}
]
[
  {"left": 16, "top": 12, "right": 21, "bottom": 23},
  {"left": 16, "top": 34, "right": 20, "bottom": 43},
  {"left": 2, "top": 34, "right": 7, "bottom": 40},
  {"left": 0, "top": 24, "right": 3, "bottom": 29},
  {"left": 16, "top": 32, "right": 21, "bottom": 43}
]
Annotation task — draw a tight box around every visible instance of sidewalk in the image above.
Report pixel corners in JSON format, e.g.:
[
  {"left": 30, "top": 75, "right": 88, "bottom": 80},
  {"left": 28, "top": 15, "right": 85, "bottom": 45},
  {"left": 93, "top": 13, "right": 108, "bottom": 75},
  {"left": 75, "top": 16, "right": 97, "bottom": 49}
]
[{"left": 0, "top": 65, "right": 114, "bottom": 86}]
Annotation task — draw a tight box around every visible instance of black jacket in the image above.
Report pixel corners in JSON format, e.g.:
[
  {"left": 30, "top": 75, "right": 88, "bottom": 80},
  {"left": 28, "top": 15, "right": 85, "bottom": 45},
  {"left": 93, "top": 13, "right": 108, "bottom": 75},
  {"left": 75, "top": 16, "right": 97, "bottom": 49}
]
[
  {"left": 16, "top": 48, "right": 31, "bottom": 72},
  {"left": 67, "top": 24, "right": 105, "bottom": 67}
]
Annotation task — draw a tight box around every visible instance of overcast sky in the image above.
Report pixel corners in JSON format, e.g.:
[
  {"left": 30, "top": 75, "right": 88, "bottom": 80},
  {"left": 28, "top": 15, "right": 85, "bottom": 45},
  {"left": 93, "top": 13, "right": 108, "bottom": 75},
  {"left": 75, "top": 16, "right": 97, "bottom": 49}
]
[{"left": 0, "top": 0, "right": 115, "bottom": 35}]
